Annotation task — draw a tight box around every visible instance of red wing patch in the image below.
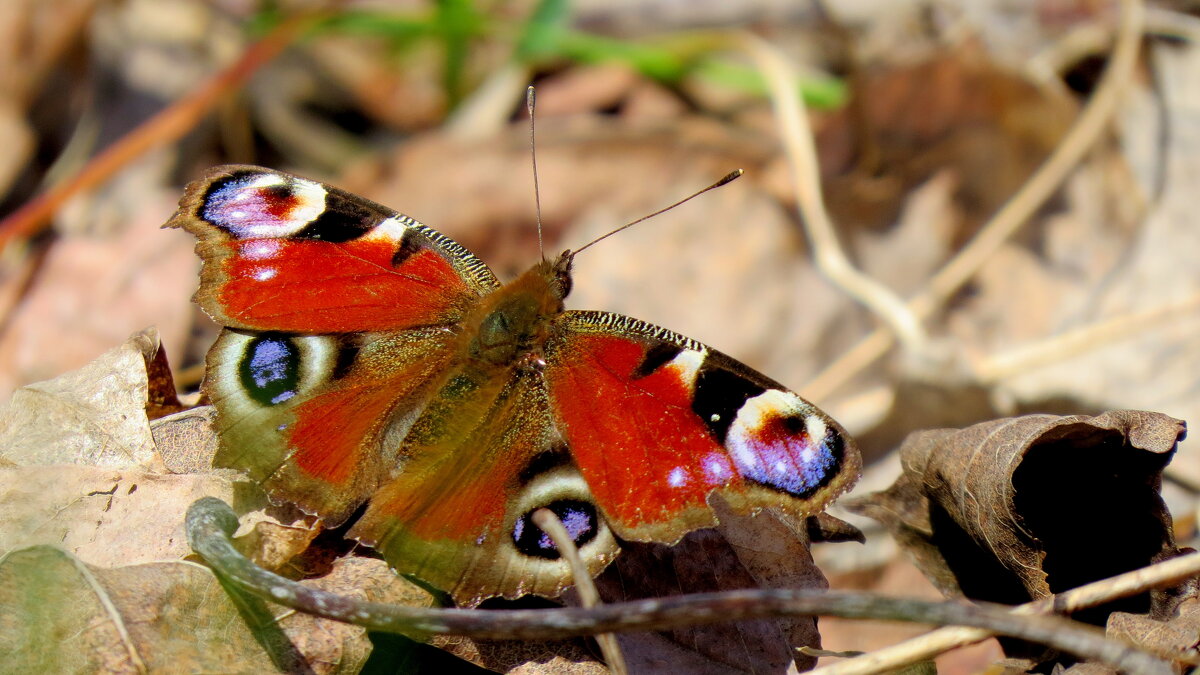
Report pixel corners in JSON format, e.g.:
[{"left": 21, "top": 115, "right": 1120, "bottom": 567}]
[
  {"left": 545, "top": 312, "right": 858, "bottom": 543},
  {"left": 207, "top": 328, "right": 456, "bottom": 527},
  {"left": 169, "top": 165, "right": 497, "bottom": 333},
  {"left": 210, "top": 238, "right": 473, "bottom": 332}
]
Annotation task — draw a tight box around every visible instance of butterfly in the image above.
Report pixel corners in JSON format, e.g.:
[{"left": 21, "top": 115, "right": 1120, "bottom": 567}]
[{"left": 168, "top": 164, "right": 861, "bottom": 606}]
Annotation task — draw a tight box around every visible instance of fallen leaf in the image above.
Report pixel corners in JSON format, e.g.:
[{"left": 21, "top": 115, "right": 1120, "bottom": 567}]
[
  {"left": 0, "top": 545, "right": 379, "bottom": 674},
  {"left": 0, "top": 463, "right": 261, "bottom": 566},
  {"left": 587, "top": 511, "right": 829, "bottom": 674},
  {"left": 0, "top": 328, "right": 170, "bottom": 468},
  {"left": 1106, "top": 595, "right": 1200, "bottom": 662},
  {"left": 849, "top": 410, "right": 1188, "bottom": 661},
  {"left": 150, "top": 406, "right": 220, "bottom": 475}
]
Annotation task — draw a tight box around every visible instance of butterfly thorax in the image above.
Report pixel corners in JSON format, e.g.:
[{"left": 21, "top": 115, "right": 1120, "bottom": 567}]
[{"left": 465, "top": 255, "right": 572, "bottom": 367}]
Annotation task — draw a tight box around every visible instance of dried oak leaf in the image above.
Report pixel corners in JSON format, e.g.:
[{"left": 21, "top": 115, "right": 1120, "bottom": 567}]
[
  {"left": 0, "top": 333, "right": 316, "bottom": 576},
  {"left": 848, "top": 410, "right": 1187, "bottom": 631},
  {"left": 0, "top": 546, "right": 423, "bottom": 674},
  {"left": 0, "top": 463, "right": 261, "bottom": 566},
  {"left": 1105, "top": 596, "right": 1200, "bottom": 664},
  {"left": 0, "top": 327, "right": 180, "bottom": 468}
]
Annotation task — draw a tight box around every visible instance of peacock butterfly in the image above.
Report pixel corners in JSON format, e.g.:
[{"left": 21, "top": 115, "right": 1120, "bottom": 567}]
[{"left": 168, "top": 164, "right": 861, "bottom": 606}]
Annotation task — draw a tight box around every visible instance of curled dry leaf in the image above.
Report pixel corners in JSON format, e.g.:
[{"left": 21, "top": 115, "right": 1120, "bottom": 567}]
[
  {"left": 0, "top": 327, "right": 178, "bottom": 468},
  {"left": 0, "top": 546, "right": 427, "bottom": 674},
  {"left": 848, "top": 410, "right": 1188, "bottom": 638}
]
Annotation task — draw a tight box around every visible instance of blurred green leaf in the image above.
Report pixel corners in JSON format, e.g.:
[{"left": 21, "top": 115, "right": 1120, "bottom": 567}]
[
  {"left": 296, "top": 3, "right": 845, "bottom": 110},
  {"left": 516, "top": 0, "right": 571, "bottom": 60},
  {"left": 434, "top": 0, "right": 486, "bottom": 104},
  {"left": 318, "top": 11, "right": 436, "bottom": 42}
]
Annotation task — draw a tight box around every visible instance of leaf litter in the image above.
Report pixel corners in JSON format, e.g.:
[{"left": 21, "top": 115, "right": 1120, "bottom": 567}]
[{"left": 3, "top": 0, "right": 1200, "bottom": 673}]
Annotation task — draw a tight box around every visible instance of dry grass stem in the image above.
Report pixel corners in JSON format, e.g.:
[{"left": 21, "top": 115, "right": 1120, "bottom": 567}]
[
  {"left": 974, "top": 290, "right": 1200, "bottom": 382},
  {"left": 810, "top": 550, "right": 1200, "bottom": 675},
  {"left": 531, "top": 508, "right": 627, "bottom": 675},
  {"left": 740, "top": 33, "right": 929, "bottom": 356},
  {"left": 803, "top": 0, "right": 1145, "bottom": 402}
]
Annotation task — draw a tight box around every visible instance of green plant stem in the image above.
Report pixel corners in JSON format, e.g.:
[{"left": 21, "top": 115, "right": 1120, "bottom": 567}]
[{"left": 187, "top": 497, "right": 1173, "bottom": 674}]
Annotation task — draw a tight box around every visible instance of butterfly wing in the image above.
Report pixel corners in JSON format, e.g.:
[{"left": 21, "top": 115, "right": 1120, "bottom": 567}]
[
  {"left": 544, "top": 311, "right": 861, "bottom": 543},
  {"left": 349, "top": 365, "right": 620, "bottom": 605},
  {"left": 205, "top": 328, "right": 457, "bottom": 524},
  {"left": 167, "top": 165, "right": 500, "bottom": 332},
  {"left": 170, "top": 166, "right": 501, "bottom": 524}
]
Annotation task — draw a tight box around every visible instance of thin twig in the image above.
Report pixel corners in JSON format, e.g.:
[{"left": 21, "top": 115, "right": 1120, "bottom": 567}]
[
  {"left": 185, "top": 497, "right": 1175, "bottom": 674},
  {"left": 0, "top": 11, "right": 325, "bottom": 253},
  {"left": 813, "top": 551, "right": 1200, "bottom": 674},
  {"left": 974, "top": 290, "right": 1200, "bottom": 382},
  {"left": 532, "top": 508, "right": 627, "bottom": 675},
  {"left": 803, "top": 0, "right": 1145, "bottom": 402},
  {"left": 741, "top": 34, "right": 928, "bottom": 355}
]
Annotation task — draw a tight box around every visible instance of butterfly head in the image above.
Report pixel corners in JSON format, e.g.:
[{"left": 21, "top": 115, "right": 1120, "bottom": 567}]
[
  {"left": 550, "top": 250, "right": 574, "bottom": 300},
  {"left": 468, "top": 255, "right": 573, "bottom": 366}
]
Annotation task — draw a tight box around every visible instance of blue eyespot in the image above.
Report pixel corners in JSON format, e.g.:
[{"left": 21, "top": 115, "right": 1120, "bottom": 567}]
[
  {"left": 512, "top": 500, "right": 598, "bottom": 559},
  {"left": 239, "top": 335, "right": 300, "bottom": 406}
]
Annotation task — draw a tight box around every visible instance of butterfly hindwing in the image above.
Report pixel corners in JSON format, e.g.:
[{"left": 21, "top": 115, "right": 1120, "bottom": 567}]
[
  {"left": 544, "top": 310, "right": 860, "bottom": 544},
  {"left": 349, "top": 360, "right": 620, "bottom": 604},
  {"left": 167, "top": 165, "right": 500, "bottom": 333},
  {"left": 206, "top": 327, "right": 458, "bottom": 525}
]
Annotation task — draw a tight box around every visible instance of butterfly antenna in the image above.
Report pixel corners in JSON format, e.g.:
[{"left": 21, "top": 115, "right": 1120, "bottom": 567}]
[
  {"left": 527, "top": 86, "right": 546, "bottom": 261},
  {"left": 572, "top": 169, "right": 744, "bottom": 255}
]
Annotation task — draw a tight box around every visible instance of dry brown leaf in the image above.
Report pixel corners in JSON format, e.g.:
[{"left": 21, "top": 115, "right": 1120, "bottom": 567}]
[
  {"left": 234, "top": 514, "right": 323, "bottom": 575},
  {"left": 0, "top": 545, "right": 383, "bottom": 674},
  {"left": 1106, "top": 595, "right": 1200, "bottom": 662},
  {"left": 150, "top": 406, "right": 220, "bottom": 474},
  {"left": 0, "top": 328, "right": 169, "bottom": 468},
  {"left": 588, "top": 515, "right": 830, "bottom": 673},
  {"left": 0, "top": 463, "right": 261, "bottom": 566},
  {"left": 849, "top": 410, "right": 1188, "bottom": 659},
  {"left": 712, "top": 499, "right": 827, "bottom": 669},
  {"left": 446, "top": 631, "right": 604, "bottom": 674}
]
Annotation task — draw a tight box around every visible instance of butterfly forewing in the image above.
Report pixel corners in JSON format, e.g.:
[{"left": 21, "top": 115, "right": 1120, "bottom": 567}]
[
  {"left": 167, "top": 165, "right": 499, "bottom": 333},
  {"left": 544, "top": 311, "right": 860, "bottom": 544}
]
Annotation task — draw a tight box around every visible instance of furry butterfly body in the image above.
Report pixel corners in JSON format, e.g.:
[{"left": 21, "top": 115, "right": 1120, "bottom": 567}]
[{"left": 170, "top": 165, "right": 860, "bottom": 605}]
